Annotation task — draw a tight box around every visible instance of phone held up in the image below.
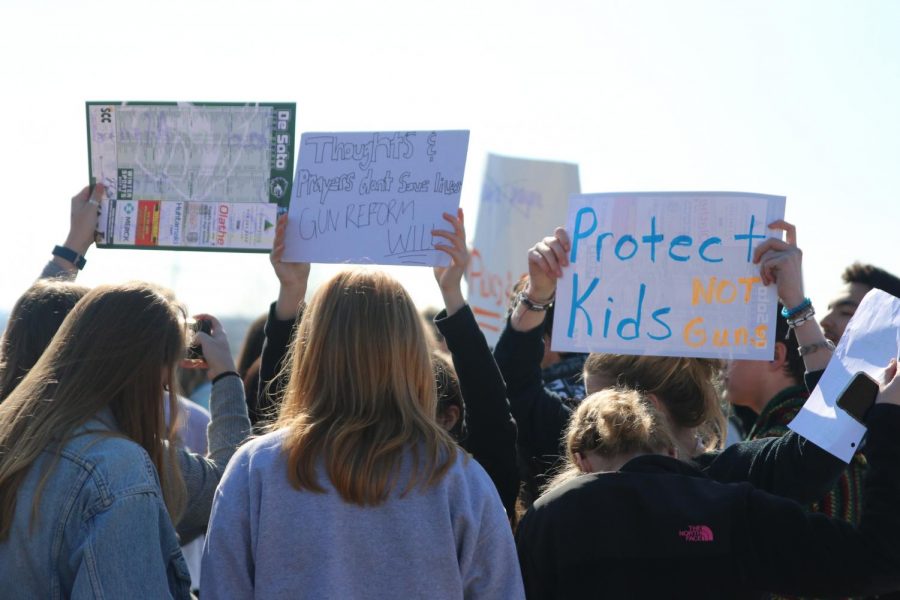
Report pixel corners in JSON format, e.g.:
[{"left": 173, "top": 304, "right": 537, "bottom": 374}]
[
  {"left": 836, "top": 371, "right": 880, "bottom": 426},
  {"left": 183, "top": 318, "right": 212, "bottom": 369}
]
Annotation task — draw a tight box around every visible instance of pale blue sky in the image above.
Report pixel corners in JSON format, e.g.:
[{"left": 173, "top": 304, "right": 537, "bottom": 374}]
[{"left": 1, "top": 0, "right": 898, "bottom": 318}]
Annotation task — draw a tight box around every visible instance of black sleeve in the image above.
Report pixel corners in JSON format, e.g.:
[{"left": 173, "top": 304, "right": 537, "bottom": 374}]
[
  {"left": 742, "top": 403, "right": 900, "bottom": 597},
  {"left": 255, "top": 302, "right": 299, "bottom": 429},
  {"left": 695, "top": 431, "right": 845, "bottom": 504},
  {"left": 436, "top": 306, "right": 519, "bottom": 518},
  {"left": 515, "top": 509, "right": 555, "bottom": 600},
  {"left": 804, "top": 369, "right": 824, "bottom": 392},
  {"left": 493, "top": 317, "right": 572, "bottom": 462}
]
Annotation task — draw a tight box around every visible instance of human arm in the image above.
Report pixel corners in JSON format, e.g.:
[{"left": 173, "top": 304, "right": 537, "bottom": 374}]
[
  {"left": 254, "top": 214, "right": 310, "bottom": 427},
  {"left": 40, "top": 184, "right": 104, "bottom": 281},
  {"left": 493, "top": 228, "right": 575, "bottom": 463},
  {"left": 174, "top": 316, "right": 251, "bottom": 542},
  {"left": 433, "top": 209, "right": 519, "bottom": 518},
  {"left": 695, "top": 430, "right": 846, "bottom": 504},
  {"left": 754, "top": 220, "right": 833, "bottom": 373},
  {"left": 742, "top": 370, "right": 900, "bottom": 597}
]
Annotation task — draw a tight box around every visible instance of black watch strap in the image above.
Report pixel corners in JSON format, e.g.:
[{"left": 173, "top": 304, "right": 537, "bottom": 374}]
[{"left": 52, "top": 245, "right": 86, "bottom": 270}]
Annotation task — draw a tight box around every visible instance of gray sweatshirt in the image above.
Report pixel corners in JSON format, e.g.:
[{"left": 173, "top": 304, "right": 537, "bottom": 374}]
[{"left": 200, "top": 430, "right": 525, "bottom": 599}]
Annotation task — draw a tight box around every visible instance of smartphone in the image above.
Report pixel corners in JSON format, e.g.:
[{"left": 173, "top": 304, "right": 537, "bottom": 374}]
[
  {"left": 186, "top": 318, "right": 212, "bottom": 361},
  {"left": 836, "top": 371, "right": 879, "bottom": 425}
]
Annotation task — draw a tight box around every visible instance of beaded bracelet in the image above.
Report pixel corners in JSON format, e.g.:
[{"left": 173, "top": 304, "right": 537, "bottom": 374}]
[{"left": 781, "top": 298, "right": 812, "bottom": 319}]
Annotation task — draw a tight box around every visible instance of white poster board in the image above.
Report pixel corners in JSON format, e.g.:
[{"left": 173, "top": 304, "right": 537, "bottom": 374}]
[
  {"left": 283, "top": 130, "right": 470, "bottom": 266},
  {"left": 551, "top": 192, "right": 785, "bottom": 359},
  {"left": 467, "top": 154, "right": 580, "bottom": 343},
  {"left": 789, "top": 289, "right": 900, "bottom": 463}
]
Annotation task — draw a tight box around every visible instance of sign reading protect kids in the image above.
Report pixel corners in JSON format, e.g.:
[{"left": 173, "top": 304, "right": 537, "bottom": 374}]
[
  {"left": 283, "top": 130, "right": 469, "bottom": 266},
  {"left": 551, "top": 192, "right": 786, "bottom": 360}
]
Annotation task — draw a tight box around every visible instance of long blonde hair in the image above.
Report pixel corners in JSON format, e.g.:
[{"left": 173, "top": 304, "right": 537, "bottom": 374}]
[
  {"left": 544, "top": 388, "right": 677, "bottom": 494},
  {"left": 275, "top": 270, "right": 458, "bottom": 505},
  {"left": 0, "top": 282, "right": 187, "bottom": 539},
  {"left": 584, "top": 354, "right": 725, "bottom": 453}
]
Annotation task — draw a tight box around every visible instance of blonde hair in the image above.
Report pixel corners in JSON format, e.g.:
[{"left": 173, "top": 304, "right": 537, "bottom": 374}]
[
  {"left": 544, "top": 388, "right": 676, "bottom": 494},
  {"left": 584, "top": 353, "right": 725, "bottom": 453},
  {"left": 275, "top": 270, "right": 457, "bottom": 505},
  {"left": 0, "top": 282, "right": 187, "bottom": 539}
]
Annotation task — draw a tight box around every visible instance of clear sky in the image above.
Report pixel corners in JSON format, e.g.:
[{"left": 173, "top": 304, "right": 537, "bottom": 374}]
[{"left": 1, "top": 0, "right": 898, "bottom": 319}]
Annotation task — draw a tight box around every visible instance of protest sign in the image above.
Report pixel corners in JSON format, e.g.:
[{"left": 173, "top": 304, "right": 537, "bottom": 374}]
[
  {"left": 467, "top": 154, "right": 580, "bottom": 343},
  {"left": 551, "top": 192, "right": 785, "bottom": 359},
  {"left": 87, "top": 101, "right": 296, "bottom": 252},
  {"left": 282, "top": 130, "right": 469, "bottom": 266},
  {"left": 789, "top": 289, "right": 900, "bottom": 462}
]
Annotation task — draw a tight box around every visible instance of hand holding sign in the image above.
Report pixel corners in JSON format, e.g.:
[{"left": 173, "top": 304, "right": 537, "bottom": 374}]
[
  {"left": 433, "top": 209, "right": 469, "bottom": 316},
  {"left": 271, "top": 214, "right": 311, "bottom": 320},
  {"left": 527, "top": 227, "right": 571, "bottom": 299},
  {"left": 752, "top": 220, "right": 806, "bottom": 309}
]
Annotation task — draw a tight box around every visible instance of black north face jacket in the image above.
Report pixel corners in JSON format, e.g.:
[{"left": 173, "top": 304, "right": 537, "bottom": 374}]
[{"left": 515, "top": 404, "right": 900, "bottom": 600}]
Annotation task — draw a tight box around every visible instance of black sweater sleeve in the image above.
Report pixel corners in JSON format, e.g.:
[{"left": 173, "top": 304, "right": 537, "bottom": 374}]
[
  {"left": 493, "top": 318, "right": 572, "bottom": 462},
  {"left": 743, "top": 403, "right": 900, "bottom": 597},
  {"left": 695, "top": 432, "right": 845, "bottom": 504},
  {"left": 255, "top": 302, "right": 298, "bottom": 428},
  {"left": 435, "top": 306, "right": 519, "bottom": 518},
  {"left": 694, "top": 367, "right": 843, "bottom": 503}
]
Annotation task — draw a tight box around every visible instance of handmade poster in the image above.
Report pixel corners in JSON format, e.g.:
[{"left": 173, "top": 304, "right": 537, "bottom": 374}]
[
  {"left": 86, "top": 101, "right": 296, "bottom": 252},
  {"left": 551, "top": 192, "right": 786, "bottom": 359},
  {"left": 282, "top": 130, "right": 469, "bottom": 266},
  {"left": 467, "top": 154, "right": 580, "bottom": 343},
  {"left": 789, "top": 289, "right": 900, "bottom": 463}
]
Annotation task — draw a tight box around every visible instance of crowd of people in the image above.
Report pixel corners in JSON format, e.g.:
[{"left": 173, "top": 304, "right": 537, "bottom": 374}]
[{"left": 0, "top": 183, "right": 899, "bottom": 599}]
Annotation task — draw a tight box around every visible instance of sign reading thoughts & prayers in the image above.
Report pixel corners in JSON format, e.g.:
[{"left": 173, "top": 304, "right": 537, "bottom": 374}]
[
  {"left": 283, "top": 130, "right": 470, "bottom": 266},
  {"left": 551, "top": 192, "right": 785, "bottom": 359}
]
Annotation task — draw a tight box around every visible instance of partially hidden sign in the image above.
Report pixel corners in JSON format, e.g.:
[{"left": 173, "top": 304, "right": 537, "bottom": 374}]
[
  {"left": 283, "top": 130, "right": 470, "bottom": 266},
  {"left": 468, "top": 154, "right": 580, "bottom": 344},
  {"left": 551, "top": 192, "right": 786, "bottom": 359}
]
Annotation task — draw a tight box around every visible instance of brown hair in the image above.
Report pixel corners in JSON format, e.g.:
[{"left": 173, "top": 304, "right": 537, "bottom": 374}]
[
  {"left": 544, "top": 388, "right": 676, "bottom": 493},
  {"left": 0, "top": 280, "right": 90, "bottom": 402},
  {"left": 584, "top": 353, "right": 725, "bottom": 453},
  {"left": 275, "top": 270, "right": 457, "bottom": 505},
  {"left": 0, "top": 282, "right": 187, "bottom": 539}
]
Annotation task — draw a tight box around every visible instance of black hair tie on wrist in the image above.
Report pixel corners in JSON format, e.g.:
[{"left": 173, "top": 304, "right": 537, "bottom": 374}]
[{"left": 212, "top": 370, "right": 240, "bottom": 385}]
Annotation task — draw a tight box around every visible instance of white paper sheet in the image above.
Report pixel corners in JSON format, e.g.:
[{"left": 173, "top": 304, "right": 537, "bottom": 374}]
[
  {"left": 551, "top": 192, "right": 785, "bottom": 360},
  {"left": 788, "top": 289, "right": 900, "bottom": 463}
]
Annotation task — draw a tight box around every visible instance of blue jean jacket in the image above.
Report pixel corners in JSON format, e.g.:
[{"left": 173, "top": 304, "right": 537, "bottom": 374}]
[{"left": 0, "top": 412, "right": 191, "bottom": 599}]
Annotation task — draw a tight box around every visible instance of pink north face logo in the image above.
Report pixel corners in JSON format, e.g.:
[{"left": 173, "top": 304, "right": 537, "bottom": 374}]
[{"left": 678, "top": 525, "right": 714, "bottom": 542}]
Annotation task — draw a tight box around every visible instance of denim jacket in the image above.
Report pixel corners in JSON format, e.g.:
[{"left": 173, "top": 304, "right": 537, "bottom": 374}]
[{"left": 0, "top": 411, "right": 191, "bottom": 599}]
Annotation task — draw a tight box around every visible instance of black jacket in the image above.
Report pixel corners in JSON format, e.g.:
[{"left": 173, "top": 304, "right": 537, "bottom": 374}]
[
  {"left": 494, "top": 317, "right": 845, "bottom": 505},
  {"left": 515, "top": 404, "right": 900, "bottom": 599}
]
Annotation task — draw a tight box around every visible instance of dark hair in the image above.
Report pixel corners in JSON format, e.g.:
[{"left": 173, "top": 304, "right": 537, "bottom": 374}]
[
  {"left": 236, "top": 313, "right": 268, "bottom": 378},
  {"left": 0, "top": 280, "right": 90, "bottom": 402},
  {"left": 842, "top": 263, "right": 900, "bottom": 299},
  {"left": 433, "top": 352, "right": 467, "bottom": 442},
  {"left": 774, "top": 303, "right": 805, "bottom": 384}
]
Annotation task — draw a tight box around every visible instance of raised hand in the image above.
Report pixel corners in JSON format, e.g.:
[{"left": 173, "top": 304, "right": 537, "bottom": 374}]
[
  {"left": 526, "top": 227, "right": 571, "bottom": 302},
  {"left": 432, "top": 208, "right": 469, "bottom": 316},
  {"left": 752, "top": 220, "right": 805, "bottom": 309},
  {"left": 189, "top": 314, "right": 237, "bottom": 380},
  {"left": 65, "top": 183, "right": 104, "bottom": 255},
  {"left": 270, "top": 214, "right": 311, "bottom": 320}
]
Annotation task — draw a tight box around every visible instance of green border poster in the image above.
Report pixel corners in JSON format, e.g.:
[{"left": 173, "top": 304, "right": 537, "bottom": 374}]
[{"left": 86, "top": 101, "right": 296, "bottom": 253}]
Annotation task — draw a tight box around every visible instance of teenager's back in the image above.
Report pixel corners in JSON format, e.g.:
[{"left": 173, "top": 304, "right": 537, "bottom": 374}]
[{"left": 202, "top": 430, "right": 520, "bottom": 599}]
